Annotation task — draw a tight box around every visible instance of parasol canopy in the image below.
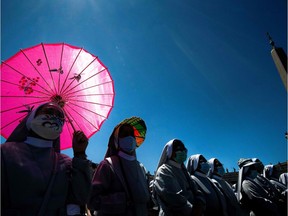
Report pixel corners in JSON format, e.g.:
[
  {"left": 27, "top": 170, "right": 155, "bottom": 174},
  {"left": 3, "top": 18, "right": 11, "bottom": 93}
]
[
  {"left": 1, "top": 42, "right": 115, "bottom": 150},
  {"left": 116, "top": 116, "right": 147, "bottom": 147}
]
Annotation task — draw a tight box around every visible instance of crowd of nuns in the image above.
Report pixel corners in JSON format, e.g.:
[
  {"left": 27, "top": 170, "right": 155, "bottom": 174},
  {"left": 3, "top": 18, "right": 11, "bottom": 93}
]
[
  {"left": 148, "top": 139, "right": 287, "bottom": 216},
  {"left": 1, "top": 103, "right": 287, "bottom": 216}
]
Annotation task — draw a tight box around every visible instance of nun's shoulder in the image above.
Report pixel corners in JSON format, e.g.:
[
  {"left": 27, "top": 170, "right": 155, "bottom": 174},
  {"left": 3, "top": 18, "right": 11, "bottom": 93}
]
[
  {"left": 156, "top": 163, "right": 174, "bottom": 174},
  {"left": 1, "top": 141, "right": 26, "bottom": 152}
]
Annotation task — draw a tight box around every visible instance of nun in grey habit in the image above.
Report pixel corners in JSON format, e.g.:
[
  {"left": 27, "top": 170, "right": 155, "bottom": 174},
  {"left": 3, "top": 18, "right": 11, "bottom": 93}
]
[
  {"left": 186, "top": 154, "right": 228, "bottom": 216},
  {"left": 237, "top": 158, "right": 282, "bottom": 216},
  {"left": 153, "top": 139, "right": 205, "bottom": 216},
  {"left": 208, "top": 158, "right": 247, "bottom": 216}
]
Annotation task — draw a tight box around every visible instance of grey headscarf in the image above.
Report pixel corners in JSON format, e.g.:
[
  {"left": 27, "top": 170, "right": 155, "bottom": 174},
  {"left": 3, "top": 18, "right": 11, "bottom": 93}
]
[
  {"left": 186, "top": 154, "right": 206, "bottom": 175},
  {"left": 236, "top": 158, "right": 262, "bottom": 201},
  {"left": 207, "top": 158, "right": 217, "bottom": 174},
  {"left": 207, "top": 158, "right": 224, "bottom": 175},
  {"left": 156, "top": 139, "right": 175, "bottom": 170},
  {"left": 263, "top": 164, "right": 274, "bottom": 178}
]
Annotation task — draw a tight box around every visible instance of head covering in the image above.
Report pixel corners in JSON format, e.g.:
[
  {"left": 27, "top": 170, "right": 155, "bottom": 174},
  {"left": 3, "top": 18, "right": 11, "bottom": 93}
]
[
  {"left": 252, "top": 158, "right": 264, "bottom": 172},
  {"left": 104, "top": 116, "right": 147, "bottom": 158},
  {"left": 156, "top": 139, "right": 177, "bottom": 169},
  {"left": 279, "top": 173, "right": 288, "bottom": 185},
  {"left": 208, "top": 158, "right": 222, "bottom": 173},
  {"left": 5, "top": 102, "right": 64, "bottom": 152},
  {"left": 238, "top": 158, "right": 255, "bottom": 169},
  {"left": 186, "top": 154, "right": 207, "bottom": 175},
  {"left": 236, "top": 158, "right": 263, "bottom": 201},
  {"left": 263, "top": 164, "right": 274, "bottom": 178},
  {"left": 207, "top": 158, "right": 224, "bottom": 177}
]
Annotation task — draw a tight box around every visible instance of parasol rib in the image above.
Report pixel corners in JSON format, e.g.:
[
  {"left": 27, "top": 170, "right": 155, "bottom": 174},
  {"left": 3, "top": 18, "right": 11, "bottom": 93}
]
[
  {"left": 1, "top": 62, "right": 52, "bottom": 95},
  {"left": 1, "top": 114, "right": 28, "bottom": 130},
  {"left": 65, "top": 108, "right": 80, "bottom": 132},
  {"left": 65, "top": 80, "right": 114, "bottom": 97},
  {"left": 1, "top": 79, "right": 52, "bottom": 97},
  {"left": 1, "top": 100, "right": 49, "bottom": 114},
  {"left": 63, "top": 109, "right": 76, "bottom": 132},
  {"left": 61, "top": 57, "right": 98, "bottom": 95},
  {"left": 65, "top": 103, "right": 101, "bottom": 130},
  {"left": 41, "top": 43, "right": 57, "bottom": 95},
  {"left": 63, "top": 67, "right": 107, "bottom": 96},
  {"left": 67, "top": 101, "right": 110, "bottom": 119},
  {"left": 57, "top": 43, "right": 65, "bottom": 94},
  {"left": 68, "top": 99, "right": 113, "bottom": 108},
  {"left": 59, "top": 47, "right": 83, "bottom": 94},
  {"left": 68, "top": 93, "right": 114, "bottom": 97},
  {"left": 20, "top": 49, "right": 55, "bottom": 94},
  {"left": 61, "top": 109, "right": 75, "bottom": 143},
  {"left": 64, "top": 107, "right": 100, "bottom": 137},
  {"left": 1, "top": 95, "right": 49, "bottom": 99}
]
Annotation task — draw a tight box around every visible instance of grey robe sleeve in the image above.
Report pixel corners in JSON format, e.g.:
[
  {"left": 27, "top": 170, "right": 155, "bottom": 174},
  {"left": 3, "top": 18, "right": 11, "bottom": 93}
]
[
  {"left": 154, "top": 166, "right": 193, "bottom": 215},
  {"left": 242, "top": 180, "right": 278, "bottom": 215}
]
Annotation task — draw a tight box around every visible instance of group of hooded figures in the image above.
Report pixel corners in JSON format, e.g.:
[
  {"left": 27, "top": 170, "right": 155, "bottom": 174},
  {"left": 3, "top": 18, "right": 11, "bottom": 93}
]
[
  {"left": 152, "top": 150, "right": 287, "bottom": 216},
  {"left": 1, "top": 102, "right": 287, "bottom": 216}
]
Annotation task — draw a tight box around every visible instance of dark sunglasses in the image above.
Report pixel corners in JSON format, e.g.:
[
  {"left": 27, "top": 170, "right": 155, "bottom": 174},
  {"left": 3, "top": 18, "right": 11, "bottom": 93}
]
[
  {"left": 37, "top": 107, "right": 65, "bottom": 119},
  {"left": 119, "top": 125, "right": 135, "bottom": 138}
]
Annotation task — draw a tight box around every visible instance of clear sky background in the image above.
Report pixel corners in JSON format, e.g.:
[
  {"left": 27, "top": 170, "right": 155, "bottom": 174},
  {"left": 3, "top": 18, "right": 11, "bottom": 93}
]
[{"left": 1, "top": 0, "right": 287, "bottom": 174}]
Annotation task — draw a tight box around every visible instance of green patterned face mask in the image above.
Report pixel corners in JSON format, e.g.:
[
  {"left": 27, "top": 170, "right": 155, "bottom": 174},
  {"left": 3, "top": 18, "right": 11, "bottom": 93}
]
[{"left": 174, "top": 150, "right": 187, "bottom": 164}]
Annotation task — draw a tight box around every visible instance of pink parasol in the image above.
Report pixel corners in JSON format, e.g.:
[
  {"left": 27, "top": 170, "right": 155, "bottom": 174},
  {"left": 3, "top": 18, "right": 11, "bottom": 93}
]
[{"left": 1, "top": 43, "right": 115, "bottom": 150}]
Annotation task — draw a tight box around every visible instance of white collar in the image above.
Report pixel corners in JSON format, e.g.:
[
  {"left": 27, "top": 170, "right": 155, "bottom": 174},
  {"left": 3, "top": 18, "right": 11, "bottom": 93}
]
[
  {"left": 167, "top": 159, "right": 182, "bottom": 168},
  {"left": 118, "top": 151, "right": 136, "bottom": 161},
  {"left": 25, "top": 136, "right": 53, "bottom": 148}
]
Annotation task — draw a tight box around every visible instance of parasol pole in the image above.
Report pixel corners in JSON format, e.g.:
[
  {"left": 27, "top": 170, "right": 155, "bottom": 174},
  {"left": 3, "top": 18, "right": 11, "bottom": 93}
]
[
  {"left": 51, "top": 95, "right": 77, "bottom": 132},
  {"left": 67, "top": 115, "right": 77, "bottom": 132}
]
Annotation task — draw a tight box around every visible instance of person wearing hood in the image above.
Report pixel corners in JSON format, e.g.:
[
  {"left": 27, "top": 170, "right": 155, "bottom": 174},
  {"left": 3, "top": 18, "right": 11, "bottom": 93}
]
[
  {"left": 186, "top": 154, "right": 228, "bottom": 216},
  {"left": 262, "top": 164, "right": 287, "bottom": 215},
  {"left": 263, "top": 164, "right": 287, "bottom": 195},
  {"left": 236, "top": 158, "right": 283, "bottom": 216},
  {"left": 279, "top": 172, "right": 288, "bottom": 186},
  {"left": 252, "top": 159, "right": 286, "bottom": 216},
  {"left": 1, "top": 102, "right": 91, "bottom": 216},
  {"left": 153, "top": 139, "right": 206, "bottom": 216},
  {"left": 88, "top": 117, "right": 151, "bottom": 216},
  {"left": 207, "top": 158, "right": 247, "bottom": 216}
]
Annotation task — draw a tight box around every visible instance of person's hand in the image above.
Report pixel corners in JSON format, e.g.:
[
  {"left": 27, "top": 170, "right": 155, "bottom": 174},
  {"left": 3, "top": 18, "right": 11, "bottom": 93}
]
[{"left": 72, "top": 131, "right": 88, "bottom": 158}]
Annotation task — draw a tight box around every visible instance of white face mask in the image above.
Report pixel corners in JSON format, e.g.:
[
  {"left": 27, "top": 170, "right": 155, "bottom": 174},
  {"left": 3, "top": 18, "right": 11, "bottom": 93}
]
[{"left": 30, "top": 114, "right": 64, "bottom": 140}]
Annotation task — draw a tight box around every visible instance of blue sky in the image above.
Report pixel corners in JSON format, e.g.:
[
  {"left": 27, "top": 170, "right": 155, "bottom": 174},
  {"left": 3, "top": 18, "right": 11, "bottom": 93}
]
[{"left": 1, "top": 0, "right": 287, "bottom": 174}]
